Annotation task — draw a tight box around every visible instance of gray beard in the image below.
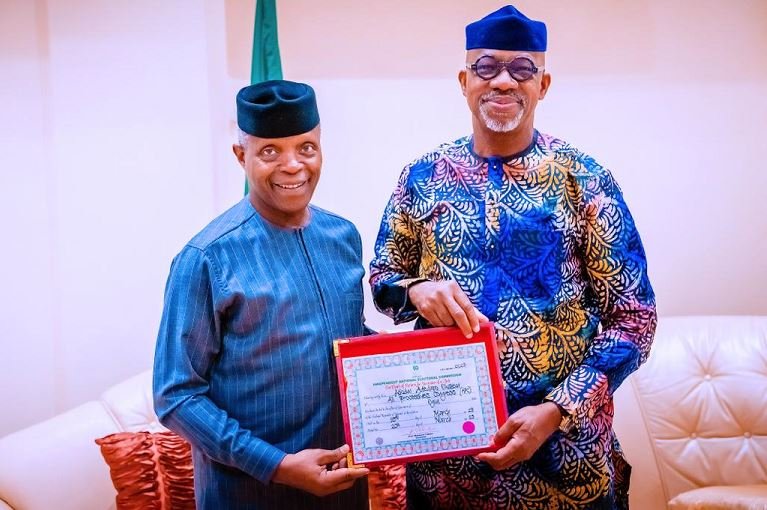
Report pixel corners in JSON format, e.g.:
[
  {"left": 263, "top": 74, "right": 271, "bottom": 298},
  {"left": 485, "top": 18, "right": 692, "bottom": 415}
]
[{"left": 479, "top": 103, "right": 524, "bottom": 133}]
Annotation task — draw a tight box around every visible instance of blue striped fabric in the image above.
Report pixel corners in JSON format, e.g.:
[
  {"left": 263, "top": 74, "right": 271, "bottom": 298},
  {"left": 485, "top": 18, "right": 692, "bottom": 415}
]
[{"left": 153, "top": 198, "right": 369, "bottom": 509}]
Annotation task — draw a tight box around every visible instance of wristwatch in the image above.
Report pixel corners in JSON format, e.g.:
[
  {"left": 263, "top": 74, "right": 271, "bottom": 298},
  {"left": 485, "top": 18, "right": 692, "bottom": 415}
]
[
  {"left": 558, "top": 409, "right": 574, "bottom": 434},
  {"left": 548, "top": 401, "right": 574, "bottom": 434},
  {"left": 404, "top": 278, "right": 430, "bottom": 308}
]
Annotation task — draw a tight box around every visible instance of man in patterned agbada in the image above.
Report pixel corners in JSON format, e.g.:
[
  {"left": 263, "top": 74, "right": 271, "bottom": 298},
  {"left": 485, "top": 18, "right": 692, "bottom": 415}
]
[{"left": 370, "top": 5, "right": 657, "bottom": 509}]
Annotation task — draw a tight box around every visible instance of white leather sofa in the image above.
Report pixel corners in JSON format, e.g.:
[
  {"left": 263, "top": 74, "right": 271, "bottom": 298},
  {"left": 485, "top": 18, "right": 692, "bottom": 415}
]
[
  {"left": 0, "top": 371, "right": 162, "bottom": 510},
  {"left": 613, "top": 316, "right": 767, "bottom": 509},
  {"left": 0, "top": 316, "right": 765, "bottom": 510}
]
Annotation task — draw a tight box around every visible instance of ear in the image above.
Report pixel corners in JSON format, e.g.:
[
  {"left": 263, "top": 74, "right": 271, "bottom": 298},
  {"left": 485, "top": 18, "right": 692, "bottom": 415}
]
[
  {"left": 232, "top": 144, "right": 246, "bottom": 168},
  {"left": 538, "top": 72, "right": 551, "bottom": 100},
  {"left": 458, "top": 69, "right": 468, "bottom": 97}
]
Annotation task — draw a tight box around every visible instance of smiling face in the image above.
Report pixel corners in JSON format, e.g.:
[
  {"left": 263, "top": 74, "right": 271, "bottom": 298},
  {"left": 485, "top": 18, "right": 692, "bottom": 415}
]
[
  {"left": 459, "top": 49, "right": 550, "bottom": 150},
  {"left": 233, "top": 125, "right": 322, "bottom": 228}
]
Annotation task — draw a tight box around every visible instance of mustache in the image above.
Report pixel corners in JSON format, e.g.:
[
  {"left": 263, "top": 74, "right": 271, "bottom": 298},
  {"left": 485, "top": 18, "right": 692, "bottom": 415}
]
[{"left": 481, "top": 91, "right": 526, "bottom": 105}]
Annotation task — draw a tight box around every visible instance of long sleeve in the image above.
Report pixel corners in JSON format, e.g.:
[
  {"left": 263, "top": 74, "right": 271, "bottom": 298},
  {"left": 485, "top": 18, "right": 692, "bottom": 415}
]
[
  {"left": 152, "top": 246, "right": 286, "bottom": 484},
  {"left": 369, "top": 165, "right": 427, "bottom": 324},
  {"left": 545, "top": 164, "right": 657, "bottom": 427}
]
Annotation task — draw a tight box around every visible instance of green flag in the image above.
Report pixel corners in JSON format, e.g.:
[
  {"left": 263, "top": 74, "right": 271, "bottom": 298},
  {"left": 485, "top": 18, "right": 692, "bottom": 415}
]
[
  {"left": 251, "top": 0, "right": 283, "bottom": 84},
  {"left": 246, "top": 0, "right": 283, "bottom": 194}
]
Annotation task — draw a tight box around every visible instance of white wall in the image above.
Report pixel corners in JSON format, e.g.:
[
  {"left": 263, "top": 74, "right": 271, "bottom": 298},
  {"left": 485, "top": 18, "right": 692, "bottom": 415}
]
[
  {"left": 277, "top": 0, "right": 767, "bottom": 320},
  {"left": 0, "top": 0, "right": 224, "bottom": 435},
  {"left": 1, "top": 0, "right": 59, "bottom": 436},
  {"left": 1, "top": 0, "right": 765, "bottom": 436}
]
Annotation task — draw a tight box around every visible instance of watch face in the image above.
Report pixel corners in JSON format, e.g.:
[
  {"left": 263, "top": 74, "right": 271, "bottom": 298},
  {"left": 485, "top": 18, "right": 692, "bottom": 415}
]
[{"left": 559, "top": 415, "right": 573, "bottom": 433}]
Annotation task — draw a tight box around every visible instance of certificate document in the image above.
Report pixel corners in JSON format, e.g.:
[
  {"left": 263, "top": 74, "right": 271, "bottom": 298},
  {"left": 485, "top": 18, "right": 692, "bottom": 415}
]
[{"left": 334, "top": 323, "right": 507, "bottom": 467}]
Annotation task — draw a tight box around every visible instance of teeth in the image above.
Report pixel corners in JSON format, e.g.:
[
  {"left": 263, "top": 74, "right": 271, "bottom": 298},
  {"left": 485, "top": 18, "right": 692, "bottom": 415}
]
[{"left": 275, "top": 182, "right": 305, "bottom": 190}]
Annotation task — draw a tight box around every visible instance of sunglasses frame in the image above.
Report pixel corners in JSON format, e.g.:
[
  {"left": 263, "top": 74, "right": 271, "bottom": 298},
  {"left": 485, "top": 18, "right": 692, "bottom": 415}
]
[{"left": 467, "top": 55, "right": 542, "bottom": 81}]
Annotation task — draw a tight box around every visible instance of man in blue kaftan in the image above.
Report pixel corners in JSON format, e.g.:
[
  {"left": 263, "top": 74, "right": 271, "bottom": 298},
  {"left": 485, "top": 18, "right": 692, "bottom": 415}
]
[
  {"left": 370, "top": 6, "right": 657, "bottom": 509},
  {"left": 154, "top": 80, "right": 369, "bottom": 509}
]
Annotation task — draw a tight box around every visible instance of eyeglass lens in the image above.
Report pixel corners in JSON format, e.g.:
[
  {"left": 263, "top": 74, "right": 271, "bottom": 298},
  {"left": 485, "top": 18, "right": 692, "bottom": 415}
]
[{"left": 474, "top": 56, "right": 537, "bottom": 81}]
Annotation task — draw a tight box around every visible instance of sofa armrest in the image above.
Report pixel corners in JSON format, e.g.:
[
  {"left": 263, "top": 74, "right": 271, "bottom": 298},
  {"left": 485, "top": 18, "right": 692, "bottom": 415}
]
[{"left": 0, "top": 401, "right": 121, "bottom": 510}]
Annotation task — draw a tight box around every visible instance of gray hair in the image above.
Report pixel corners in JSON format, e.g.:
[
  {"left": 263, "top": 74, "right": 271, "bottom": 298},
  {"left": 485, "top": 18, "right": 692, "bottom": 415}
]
[{"left": 237, "top": 128, "right": 249, "bottom": 148}]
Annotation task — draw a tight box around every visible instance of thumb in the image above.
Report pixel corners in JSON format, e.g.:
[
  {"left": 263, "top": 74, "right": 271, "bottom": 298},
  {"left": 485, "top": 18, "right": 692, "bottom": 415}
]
[{"left": 316, "top": 444, "right": 350, "bottom": 465}]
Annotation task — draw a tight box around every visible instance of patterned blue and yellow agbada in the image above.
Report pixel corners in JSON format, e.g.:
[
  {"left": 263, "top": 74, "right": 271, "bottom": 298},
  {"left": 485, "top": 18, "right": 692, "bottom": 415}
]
[{"left": 370, "top": 131, "right": 657, "bottom": 509}]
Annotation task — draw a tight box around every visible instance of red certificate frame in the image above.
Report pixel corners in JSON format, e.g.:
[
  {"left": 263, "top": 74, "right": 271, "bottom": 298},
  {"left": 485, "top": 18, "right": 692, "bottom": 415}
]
[{"left": 334, "top": 322, "right": 507, "bottom": 467}]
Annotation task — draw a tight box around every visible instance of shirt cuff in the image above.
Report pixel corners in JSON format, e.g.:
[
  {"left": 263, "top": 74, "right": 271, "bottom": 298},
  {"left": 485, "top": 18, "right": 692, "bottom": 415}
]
[
  {"left": 393, "top": 277, "right": 429, "bottom": 324},
  {"left": 241, "top": 443, "right": 288, "bottom": 484}
]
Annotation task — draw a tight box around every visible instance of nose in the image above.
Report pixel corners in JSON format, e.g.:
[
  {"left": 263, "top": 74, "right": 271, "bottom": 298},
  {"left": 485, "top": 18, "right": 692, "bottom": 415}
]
[
  {"left": 489, "top": 68, "right": 518, "bottom": 91},
  {"left": 281, "top": 152, "right": 303, "bottom": 173}
]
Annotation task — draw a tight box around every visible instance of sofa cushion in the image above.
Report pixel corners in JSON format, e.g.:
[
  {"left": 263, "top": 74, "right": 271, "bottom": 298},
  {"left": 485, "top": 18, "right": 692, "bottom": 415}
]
[
  {"left": 0, "top": 401, "right": 121, "bottom": 510},
  {"left": 368, "top": 464, "right": 406, "bottom": 510},
  {"left": 668, "top": 485, "right": 767, "bottom": 509},
  {"left": 100, "top": 370, "right": 166, "bottom": 433},
  {"left": 95, "top": 431, "right": 194, "bottom": 510}
]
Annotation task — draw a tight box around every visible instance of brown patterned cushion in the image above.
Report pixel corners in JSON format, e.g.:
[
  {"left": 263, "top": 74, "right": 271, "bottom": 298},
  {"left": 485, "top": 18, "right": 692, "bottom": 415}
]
[
  {"left": 95, "top": 431, "right": 194, "bottom": 510},
  {"left": 368, "top": 464, "right": 406, "bottom": 510}
]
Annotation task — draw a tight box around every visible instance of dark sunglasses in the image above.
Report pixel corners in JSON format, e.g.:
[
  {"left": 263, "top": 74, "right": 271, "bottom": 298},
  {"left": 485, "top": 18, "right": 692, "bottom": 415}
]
[{"left": 467, "top": 55, "right": 542, "bottom": 81}]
